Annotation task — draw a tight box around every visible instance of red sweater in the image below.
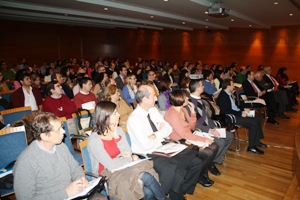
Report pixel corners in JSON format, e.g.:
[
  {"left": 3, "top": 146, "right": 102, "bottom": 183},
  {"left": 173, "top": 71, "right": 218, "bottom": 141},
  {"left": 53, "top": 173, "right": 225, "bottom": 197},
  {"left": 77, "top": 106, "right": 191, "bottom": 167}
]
[
  {"left": 73, "top": 92, "right": 98, "bottom": 109},
  {"left": 43, "top": 94, "right": 77, "bottom": 119},
  {"left": 164, "top": 107, "right": 206, "bottom": 142}
]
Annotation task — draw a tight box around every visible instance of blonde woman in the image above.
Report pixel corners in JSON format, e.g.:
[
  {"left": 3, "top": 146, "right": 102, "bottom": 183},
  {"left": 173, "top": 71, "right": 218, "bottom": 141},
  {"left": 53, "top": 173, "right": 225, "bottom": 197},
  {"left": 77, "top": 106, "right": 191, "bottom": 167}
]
[
  {"left": 102, "top": 85, "right": 132, "bottom": 131},
  {"left": 122, "top": 74, "right": 137, "bottom": 105}
]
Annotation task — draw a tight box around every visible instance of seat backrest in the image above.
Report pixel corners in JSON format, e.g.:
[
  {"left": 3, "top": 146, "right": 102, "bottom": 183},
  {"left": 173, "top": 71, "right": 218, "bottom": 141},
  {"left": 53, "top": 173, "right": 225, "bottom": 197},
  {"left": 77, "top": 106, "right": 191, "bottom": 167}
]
[
  {"left": 79, "top": 140, "right": 93, "bottom": 181},
  {"left": 60, "top": 117, "right": 75, "bottom": 155},
  {"left": 72, "top": 109, "right": 95, "bottom": 135},
  {"left": 0, "top": 90, "right": 14, "bottom": 103},
  {"left": 1, "top": 106, "right": 32, "bottom": 125},
  {"left": 0, "top": 126, "right": 27, "bottom": 166}
]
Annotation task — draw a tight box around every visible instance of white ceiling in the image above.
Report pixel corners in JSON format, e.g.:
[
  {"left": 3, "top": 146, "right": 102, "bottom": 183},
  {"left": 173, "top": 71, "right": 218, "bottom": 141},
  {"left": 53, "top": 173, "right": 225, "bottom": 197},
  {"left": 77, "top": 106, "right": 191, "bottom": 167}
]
[{"left": 0, "top": 0, "right": 299, "bottom": 30}]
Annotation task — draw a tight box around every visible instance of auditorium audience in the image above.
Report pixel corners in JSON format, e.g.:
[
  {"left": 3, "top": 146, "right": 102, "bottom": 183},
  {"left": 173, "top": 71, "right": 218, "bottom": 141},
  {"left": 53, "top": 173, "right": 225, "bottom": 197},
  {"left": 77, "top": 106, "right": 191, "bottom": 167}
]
[
  {"left": 164, "top": 90, "right": 218, "bottom": 187},
  {"left": 188, "top": 79, "right": 234, "bottom": 175},
  {"left": 216, "top": 79, "right": 267, "bottom": 155},
  {"left": 87, "top": 101, "right": 168, "bottom": 200},
  {"left": 242, "top": 71, "right": 281, "bottom": 123},
  {"left": 127, "top": 83, "right": 203, "bottom": 200}
]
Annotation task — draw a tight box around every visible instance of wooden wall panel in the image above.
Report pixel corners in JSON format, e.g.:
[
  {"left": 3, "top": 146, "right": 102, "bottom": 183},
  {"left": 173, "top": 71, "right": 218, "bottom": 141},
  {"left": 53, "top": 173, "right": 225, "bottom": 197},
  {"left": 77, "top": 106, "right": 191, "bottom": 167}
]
[{"left": 0, "top": 19, "right": 299, "bottom": 82}]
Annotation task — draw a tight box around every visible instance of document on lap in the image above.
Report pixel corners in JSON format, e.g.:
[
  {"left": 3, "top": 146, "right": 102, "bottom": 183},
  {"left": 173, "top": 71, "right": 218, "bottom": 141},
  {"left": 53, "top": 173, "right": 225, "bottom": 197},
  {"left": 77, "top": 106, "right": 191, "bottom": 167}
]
[
  {"left": 151, "top": 143, "right": 187, "bottom": 158},
  {"left": 66, "top": 177, "right": 103, "bottom": 200}
]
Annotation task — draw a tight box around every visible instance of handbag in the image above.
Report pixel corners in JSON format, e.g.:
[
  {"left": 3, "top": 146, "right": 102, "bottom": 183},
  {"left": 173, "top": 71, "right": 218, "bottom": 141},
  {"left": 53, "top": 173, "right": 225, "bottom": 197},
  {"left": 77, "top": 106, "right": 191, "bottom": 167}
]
[{"left": 75, "top": 109, "right": 93, "bottom": 136}]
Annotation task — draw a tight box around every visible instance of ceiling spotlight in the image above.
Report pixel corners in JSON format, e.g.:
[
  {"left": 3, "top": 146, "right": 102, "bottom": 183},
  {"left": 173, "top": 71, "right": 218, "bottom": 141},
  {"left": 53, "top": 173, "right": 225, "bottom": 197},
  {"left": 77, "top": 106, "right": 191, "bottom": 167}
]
[
  {"left": 182, "top": 22, "right": 185, "bottom": 24},
  {"left": 205, "top": 19, "right": 208, "bottom": 21},
  {"left": 249, "top": 25, "right": 252, "bottom": 27},
  {"left": 289, "top": 13, "right": 293, "bottom": 16},
  {"left": 206, "top": 26, "right": 208, "bottom": 28},
  {"left": 164, "top": 0, "right": 168, "bottom": 1},
  {"left": 231, "top": 19, "right": 234, "bottom": 21},
  {"left": 274, "top": 2, "right": 278, "bottom": 5},
  {"left": 104, "top": 7, "right": 108, "bottom": 11},
  {"left": 205, "top": 11, "right": 208, "bottom": 14},
  {"left": 150, "top": 16, "right": 154, "bottom": 18}
]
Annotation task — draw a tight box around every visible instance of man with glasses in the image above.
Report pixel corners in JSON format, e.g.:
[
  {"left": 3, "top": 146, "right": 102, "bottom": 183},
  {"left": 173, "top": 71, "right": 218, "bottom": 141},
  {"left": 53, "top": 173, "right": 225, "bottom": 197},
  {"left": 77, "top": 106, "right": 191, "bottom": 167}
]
[
  {"left": 146, "top": 70, "right": 159, "bottom": 96},
  {"left": 43, "top": 81, "right": 77, "bottom": 135},
  {"left": 13, "top": 113, "right": 89, "bottom": 200}
]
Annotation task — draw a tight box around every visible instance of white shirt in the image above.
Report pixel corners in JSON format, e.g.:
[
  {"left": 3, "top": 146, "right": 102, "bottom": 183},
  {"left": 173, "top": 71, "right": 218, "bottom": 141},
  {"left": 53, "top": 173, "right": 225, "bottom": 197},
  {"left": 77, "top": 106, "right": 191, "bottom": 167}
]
[
  {"left": 22, "top": 86, "right": 38, "bottom": 111},
  {"left": 127, "top": 105, "right": 172, "bottom": 154}
]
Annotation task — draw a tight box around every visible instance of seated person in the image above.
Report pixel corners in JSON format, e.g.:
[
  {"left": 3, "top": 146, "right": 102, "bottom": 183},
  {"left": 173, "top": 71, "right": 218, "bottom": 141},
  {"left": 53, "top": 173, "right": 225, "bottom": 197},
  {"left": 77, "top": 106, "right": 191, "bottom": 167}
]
[
  {"left": 13, "top": 113, "right": 95, "bottom": 200},
  {"left": 188, "top": 79, "right": 234, "bottom": 175},
  {"left": 127, "top": 83, "right": 203, "bottom": 200},
  {"left": 202, "top": 69, "right": 218, "bottom": 96},
  {"left": 102, "top": 85, "right": 132, "bottom": 132},
  {"left": 12, "top": 72, "right": 42, "bottom": 111},
  {"left": 157, "top": 77, "right": 172, "bottom": 112},
  {"left": 52, "top": 72, "right": 74, "bottom": 99},
  {"left": 254, "top": 71, "right": 297, "bottom": 113},
  {"left": 235, "top": 66, "right": 247, "bottom": 84},
  {"left": 164, "top": 90, "right": 218, "bottom": 187},
  {"left": 216, "top": 79, "right": 267, "bottom": 155},
  {"left": 276, "top": 67, "right": 299, "bottom": 105},
  {"left": 31, "top": 73, "right": 46, "bottom": 98},
  {"left": 263, "top": 66, "right": 296, "bottom": 108},
  {"left": 43, "top": 81, "right": 77, "bottom": 135},
  {"left": 122, "top": 74, "right": 138, "bottom": 106},
  {"left": 73, "top": 73, "right": 88, "bottom": 96},
  {"left": 0, "top": 71, "right": 9, "bottom": 92},
  {"left": 114, "top": 65, "right": 127, "bottom": 90},
  {"left": 93, "top": 72, "right": 108, "bottom": 99},
  {"left": 242, "top": 71, "right": 282, "bottom": 123},
  {"left": 73, "top": 77, "right": 98, "bottom": 110},
  {"left": 88, "top": 101, "right": 169, "bottom": 200}
]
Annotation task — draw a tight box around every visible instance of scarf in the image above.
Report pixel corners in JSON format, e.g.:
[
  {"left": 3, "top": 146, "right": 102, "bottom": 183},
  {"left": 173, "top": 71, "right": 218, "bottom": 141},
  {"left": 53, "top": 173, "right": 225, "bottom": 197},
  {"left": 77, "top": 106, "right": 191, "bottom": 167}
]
[{"left": 163, "top": 90, "right": 172, "bottom": 109}]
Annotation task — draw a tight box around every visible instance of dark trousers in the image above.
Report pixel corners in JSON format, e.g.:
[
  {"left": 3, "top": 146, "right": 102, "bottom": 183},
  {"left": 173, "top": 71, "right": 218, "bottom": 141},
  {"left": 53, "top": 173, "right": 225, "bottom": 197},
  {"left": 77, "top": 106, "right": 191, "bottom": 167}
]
[
  {"left": 198, "top": 143, "right": 218, "bottom": 175},
  {"left": 235, "top": 116, "right": 264, "bottom": 147},
  {"left": 151, "top": 148, "right": 202, "bottom": 200},
  {"left": 213, "top": 132, "right": 234, "bottom": 164}
]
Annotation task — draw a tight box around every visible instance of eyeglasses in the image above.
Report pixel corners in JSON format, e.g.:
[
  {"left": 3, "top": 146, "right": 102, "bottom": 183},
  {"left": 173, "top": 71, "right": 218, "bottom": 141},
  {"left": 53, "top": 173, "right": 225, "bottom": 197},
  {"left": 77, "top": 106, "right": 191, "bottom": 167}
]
[{"left": 149, "top": 74, "right": 155, "bottom": 76}]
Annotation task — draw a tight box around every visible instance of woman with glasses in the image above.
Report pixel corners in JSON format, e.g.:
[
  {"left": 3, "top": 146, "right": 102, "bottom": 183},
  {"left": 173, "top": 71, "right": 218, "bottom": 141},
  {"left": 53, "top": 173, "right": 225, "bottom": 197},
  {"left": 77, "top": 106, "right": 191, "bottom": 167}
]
[
  {"left": 88, "top": 101, "right": 170, "bottom": 200},
  {"left": 102, "top": 85, "right": 132, "bottom": 132},
  {"left": 122, "top": 74, "right": 138, "bottom": 107}
]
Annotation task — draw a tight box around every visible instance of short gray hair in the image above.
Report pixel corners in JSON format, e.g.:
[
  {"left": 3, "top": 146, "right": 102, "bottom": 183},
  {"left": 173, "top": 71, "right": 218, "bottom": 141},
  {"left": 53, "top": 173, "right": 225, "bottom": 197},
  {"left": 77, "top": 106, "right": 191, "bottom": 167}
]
[{"left": 136, "top": 85, "right": 151, "bottom": 103}]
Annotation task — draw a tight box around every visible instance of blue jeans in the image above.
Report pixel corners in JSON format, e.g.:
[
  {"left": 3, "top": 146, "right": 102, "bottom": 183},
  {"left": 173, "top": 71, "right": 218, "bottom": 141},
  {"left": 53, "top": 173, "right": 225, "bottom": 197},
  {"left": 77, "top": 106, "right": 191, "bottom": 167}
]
[{"left": 141, "top": 172, "right": 170, "bottom": 200}]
